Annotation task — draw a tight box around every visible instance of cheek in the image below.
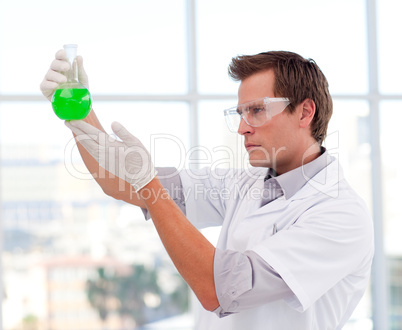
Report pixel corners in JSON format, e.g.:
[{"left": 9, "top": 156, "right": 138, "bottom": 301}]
[
  {"left": 275, "top": 117, "right": 299, "bottom": 145},
  {"left": 256, "top": 115, "right": 297, "bottom": 149},
  {"left": 260, "top": 128, "right": 287, "bottom": 150},
  {"left": 258, "top": 130, "right": 296, "bottom": 164}
]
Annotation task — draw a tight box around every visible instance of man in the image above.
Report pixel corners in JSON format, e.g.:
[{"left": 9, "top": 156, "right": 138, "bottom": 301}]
[{"left": 40, "top": 50, "right": 374, "bottom": 329}]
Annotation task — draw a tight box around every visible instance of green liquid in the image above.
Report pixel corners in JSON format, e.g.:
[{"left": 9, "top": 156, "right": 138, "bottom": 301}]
[{"left": 52, "top": 86, "right": 92, "bottom": 120}]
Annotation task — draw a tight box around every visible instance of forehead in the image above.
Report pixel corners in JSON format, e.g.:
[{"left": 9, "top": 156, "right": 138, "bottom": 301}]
[{"left": 238, "top": 69, "right": 276, "bottom": 104}]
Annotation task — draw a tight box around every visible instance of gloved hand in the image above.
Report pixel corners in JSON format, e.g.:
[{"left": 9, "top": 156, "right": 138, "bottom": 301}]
[
  {"left": 65, "top": 120, "right": 157, "bottom": 192},
  {"left": 40, "top": 49, "right": 89, "bottom": 101}
]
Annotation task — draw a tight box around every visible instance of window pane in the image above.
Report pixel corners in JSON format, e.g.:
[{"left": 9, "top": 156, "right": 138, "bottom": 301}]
[
  {"left": 327, "top": 100, "right": 372, "bottom": 209},
  {"left": 378, "top": 0, "right": 402, "bottom": 94},
  {"left": 198, "top": 100, "right": 248, "bottom": 170},
  {"left": 94, "top": 101, "right": 190, "bottom": 168},
  {"left": 0, "top": 0, "right": 187, "bottom": 95},
  {"left": 380, "top": 101, "right": 402, "bottom": 329},
  {"left": 380, "top": 101, "right": 402, "bottom": 254},
  {"left": 0, "top": 101, "right": 71, "bottom": 148},
  {"left": 196, "top": 0, "right": 368, "bottom": 95},
  {"left": 0, "top": 101, "right": 191, "bottom": 329}
]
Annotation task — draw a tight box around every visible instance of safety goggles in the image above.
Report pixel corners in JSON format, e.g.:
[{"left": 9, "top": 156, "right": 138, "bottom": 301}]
[{"left": 223, "top": 97, "right": 290, "bottom": 133}]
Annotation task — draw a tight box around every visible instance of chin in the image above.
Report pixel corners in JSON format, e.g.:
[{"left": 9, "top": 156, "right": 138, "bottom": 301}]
[
  {"left": 248, "top": 158, "right": 270, "bottom": 168},
  {"left": 248, "top": 150, "right": 271, "bottom": 168}
]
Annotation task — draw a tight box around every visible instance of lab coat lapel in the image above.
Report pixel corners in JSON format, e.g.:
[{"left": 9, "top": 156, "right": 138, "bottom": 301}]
[
  {"left": 290, "top": 157, "right": 343, "bottom": 200},
  {"left": 250, "top": 158, "right": 342, "bottom": 218}
]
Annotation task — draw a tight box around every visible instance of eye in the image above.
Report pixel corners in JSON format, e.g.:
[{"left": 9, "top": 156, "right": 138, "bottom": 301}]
[{"left": 250, "top": 106, "right": 265, "bottom": 116}]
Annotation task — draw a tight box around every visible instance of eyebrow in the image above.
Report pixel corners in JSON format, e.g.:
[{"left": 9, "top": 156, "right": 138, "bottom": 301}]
[{"left": 241, "top": 98, "right": 263, "bottom": 109}]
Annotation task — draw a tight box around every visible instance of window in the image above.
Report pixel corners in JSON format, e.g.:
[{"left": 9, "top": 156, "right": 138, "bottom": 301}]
[{"left": 0, "top": 0, "right": 399, "bottom": 329}]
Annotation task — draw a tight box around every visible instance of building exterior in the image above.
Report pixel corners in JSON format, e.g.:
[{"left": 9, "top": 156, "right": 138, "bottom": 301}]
[{"left": 28, "top": 256, "right": 133, "bottom": 330}]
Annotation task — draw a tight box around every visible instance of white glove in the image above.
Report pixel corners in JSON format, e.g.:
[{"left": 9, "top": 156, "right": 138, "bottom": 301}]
[
  {"left": 40, "top": 49, "right": 89, "bottom": 101},
  {"left": 65, "top": 120, "right": 157, "bottom": 192}
]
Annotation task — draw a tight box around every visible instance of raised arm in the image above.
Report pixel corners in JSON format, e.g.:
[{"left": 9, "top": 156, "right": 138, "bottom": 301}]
[
  {"left": 65, "top": 120, "right": 220, "bottom": 311},
  {"left": 40, "top": 49, "right": 145, "bottom": 208}
]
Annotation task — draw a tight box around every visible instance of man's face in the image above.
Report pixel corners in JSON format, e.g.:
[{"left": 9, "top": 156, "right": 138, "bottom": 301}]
[{"left": 237, "top": 70, "right": 302, "bottom": 173}]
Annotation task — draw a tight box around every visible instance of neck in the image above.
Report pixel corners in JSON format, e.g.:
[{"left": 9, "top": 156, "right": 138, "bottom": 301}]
[{"left": 275, "top": 141, "right": 322, "bottom": 175}]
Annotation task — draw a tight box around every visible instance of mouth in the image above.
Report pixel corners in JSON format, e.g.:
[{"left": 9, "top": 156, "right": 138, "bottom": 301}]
[{"left": 245, "top": 143, "right": 261, "bottom": 151}]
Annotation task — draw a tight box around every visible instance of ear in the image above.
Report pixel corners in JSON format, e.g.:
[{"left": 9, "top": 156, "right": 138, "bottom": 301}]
[{"left": 299, "top": 98, "right": 316, "bottom": 129}]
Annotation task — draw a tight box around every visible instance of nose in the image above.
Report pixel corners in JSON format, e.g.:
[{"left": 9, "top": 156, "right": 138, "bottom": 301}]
[{"left": 238, "top": 117, "right": 254, "bottom": 135}]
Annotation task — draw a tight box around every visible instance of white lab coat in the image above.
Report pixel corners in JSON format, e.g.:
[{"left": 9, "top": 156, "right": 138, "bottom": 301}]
[{"left": 179, "top": 156, "right": 374, "bottom": 330}]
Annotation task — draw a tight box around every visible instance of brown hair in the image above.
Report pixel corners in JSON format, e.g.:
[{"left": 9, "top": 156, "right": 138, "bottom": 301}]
[{"left": 228, "top": 51, "right": 333, "bottom": 144}]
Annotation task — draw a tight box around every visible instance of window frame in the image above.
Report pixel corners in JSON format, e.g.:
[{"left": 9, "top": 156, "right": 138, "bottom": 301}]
[{"left": 0, "top": 0, "right": 399, "bottom": 329}]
